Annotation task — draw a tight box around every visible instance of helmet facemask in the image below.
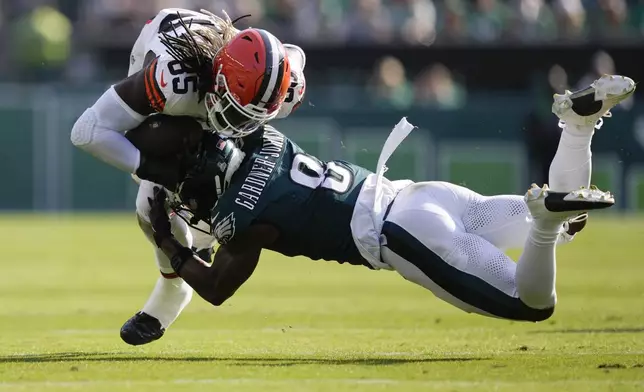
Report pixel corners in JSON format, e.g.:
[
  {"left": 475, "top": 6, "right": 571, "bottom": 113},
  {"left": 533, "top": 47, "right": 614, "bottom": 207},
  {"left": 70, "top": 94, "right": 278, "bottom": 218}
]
[{"left": 205, "top": 66, "right": 280, "bottom": 138}]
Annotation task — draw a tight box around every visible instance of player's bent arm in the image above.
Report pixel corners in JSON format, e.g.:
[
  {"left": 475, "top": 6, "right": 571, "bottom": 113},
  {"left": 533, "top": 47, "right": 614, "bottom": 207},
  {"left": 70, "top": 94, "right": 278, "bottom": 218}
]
[
  {"left": 72, "top": 67, "right": 184, "bottom": 189},
  {"left": 71, "top": 85, "right": 145, "bottom": 172},
  {"left": 160, "top": 224, "right": 279, "bottom": 306},
  {"left": 70, "top": 52, "right": 160, "bottom": 173}
]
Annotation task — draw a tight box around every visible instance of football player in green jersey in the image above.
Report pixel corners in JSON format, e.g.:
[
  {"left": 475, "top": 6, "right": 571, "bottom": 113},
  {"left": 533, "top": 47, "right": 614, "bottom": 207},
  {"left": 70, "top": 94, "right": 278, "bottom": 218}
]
[{"left": 144, "top": 75, "right": 632, "bottom": 336}]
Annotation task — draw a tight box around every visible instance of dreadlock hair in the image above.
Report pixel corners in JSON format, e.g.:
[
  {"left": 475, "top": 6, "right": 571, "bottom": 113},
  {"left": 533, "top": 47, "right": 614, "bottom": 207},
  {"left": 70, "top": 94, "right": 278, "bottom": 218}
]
[{"left": 159, "top": 10, "right": 244, "bottom": 103}]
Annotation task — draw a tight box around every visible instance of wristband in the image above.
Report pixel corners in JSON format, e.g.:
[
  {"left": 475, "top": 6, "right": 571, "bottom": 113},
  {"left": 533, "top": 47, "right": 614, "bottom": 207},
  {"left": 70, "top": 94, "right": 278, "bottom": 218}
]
[{"left": 169, "top": 242, "right": 195, "bottom": 275}]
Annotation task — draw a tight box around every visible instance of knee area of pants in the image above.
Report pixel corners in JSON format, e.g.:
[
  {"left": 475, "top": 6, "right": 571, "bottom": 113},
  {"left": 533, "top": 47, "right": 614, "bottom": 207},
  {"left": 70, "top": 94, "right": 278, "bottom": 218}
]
[
  {"left": 530, "top": 305, "right": 555, "bottom": 322},
  {"left": 518, "top": 303, "right": 555, "bottom": 322}
]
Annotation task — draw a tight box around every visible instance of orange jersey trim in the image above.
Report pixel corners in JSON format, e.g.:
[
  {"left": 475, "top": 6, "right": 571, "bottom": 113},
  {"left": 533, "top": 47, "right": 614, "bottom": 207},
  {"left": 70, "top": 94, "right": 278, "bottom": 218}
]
[{"left": 144, "top": 57, "right": 166, "bottom": 112}]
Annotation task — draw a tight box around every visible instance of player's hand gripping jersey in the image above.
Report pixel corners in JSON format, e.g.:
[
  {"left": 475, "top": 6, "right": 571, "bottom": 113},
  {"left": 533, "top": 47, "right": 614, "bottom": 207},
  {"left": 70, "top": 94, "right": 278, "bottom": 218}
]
[
  {"left": 210, "top": 126, "right": 373, "bottom": 267},
  {"left": 71, "top": 8, "right": 306, "bottom": 179}
]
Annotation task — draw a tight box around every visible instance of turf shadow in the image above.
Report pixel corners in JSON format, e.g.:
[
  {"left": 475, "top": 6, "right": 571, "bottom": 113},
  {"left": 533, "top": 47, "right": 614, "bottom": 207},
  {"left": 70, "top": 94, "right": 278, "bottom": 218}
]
[
  {"left": 0, "top": 352, "right": 488, "bottom": 366},
  {"left": 528, "top": 327, "right": 644, "bottom": 334}
]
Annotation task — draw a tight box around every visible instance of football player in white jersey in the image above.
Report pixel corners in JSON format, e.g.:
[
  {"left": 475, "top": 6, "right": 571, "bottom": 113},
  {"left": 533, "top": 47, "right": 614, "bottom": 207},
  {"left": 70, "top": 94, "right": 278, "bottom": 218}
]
[{"left": 70, "top": 8, "right": 307, "bottom": 345}]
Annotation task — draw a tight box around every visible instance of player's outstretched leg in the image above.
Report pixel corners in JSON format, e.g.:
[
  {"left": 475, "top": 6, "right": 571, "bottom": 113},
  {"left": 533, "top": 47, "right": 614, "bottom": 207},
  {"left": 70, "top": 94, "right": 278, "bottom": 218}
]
[
  {"left": 514, "top": 184, "right": 614, "bottom": 308},
  {"left": 549, "top": 75, "right": 634, "bottom": 228},
  {"left": 514, "top": 74, "right": 634, "bottom": 308},
  {"left": 456, "top": 75, "right": 634, "bottom": 249},
  {"left": 416, "top": 182, "right": 579, "bottom": 253},
  {"left": 120, "top": 181, "right": 194, "bottom": 346},
  {"left": 378, "top": 75, "right": 631, "bottom": 320},
  {"left": 380, "top": 182, "right": 613, "bottom": 321},
  {"left": 550, "top": 74, "right": 635, "bottom": 192}
]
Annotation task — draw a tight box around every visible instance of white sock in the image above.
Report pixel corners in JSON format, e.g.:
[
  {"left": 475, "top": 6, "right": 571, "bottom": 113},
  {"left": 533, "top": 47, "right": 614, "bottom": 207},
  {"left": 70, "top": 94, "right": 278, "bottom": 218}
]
[
  {"left": 548, "top": 123, "right": 594, "bottom": 192},
  {"left": 515, "top": 218, "right": 561, "bottom": 309},
  {"left": 515, "top": 120, "right": 596, "bottom": 310},
  {"left": 135, "top": 213, "right": 194, "bottom": 329},
  {"left": 142, "top": 276, "right": 193, "bottom": 329}
]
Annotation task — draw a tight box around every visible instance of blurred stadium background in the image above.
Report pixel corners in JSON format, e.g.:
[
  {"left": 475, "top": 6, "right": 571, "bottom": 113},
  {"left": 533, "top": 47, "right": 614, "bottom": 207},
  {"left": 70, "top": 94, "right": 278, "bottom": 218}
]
[
  {"left": 2, "top": 2, "right": 644, "bottom": 390},
  {"left": 1, "top": 0, "right": 644, "bottom": 212}
]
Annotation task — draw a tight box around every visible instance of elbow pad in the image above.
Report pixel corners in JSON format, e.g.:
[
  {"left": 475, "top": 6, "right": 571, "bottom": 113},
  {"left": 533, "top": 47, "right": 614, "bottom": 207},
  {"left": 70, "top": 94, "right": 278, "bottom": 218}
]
[
  {"left": 71, "top": 86, "right": 145, "bottom": 147},
  {"left": 70, "top": 87, "right": 145, "bottom": 173},
  {"left": 70, "top": 107, "right": 98, "bottom": 147}
]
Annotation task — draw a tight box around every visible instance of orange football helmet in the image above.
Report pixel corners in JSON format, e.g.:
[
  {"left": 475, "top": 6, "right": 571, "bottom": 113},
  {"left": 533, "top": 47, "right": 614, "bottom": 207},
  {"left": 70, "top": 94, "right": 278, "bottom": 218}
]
[{"left": 206, "top": 28, "right": 292, "bottom": 138}]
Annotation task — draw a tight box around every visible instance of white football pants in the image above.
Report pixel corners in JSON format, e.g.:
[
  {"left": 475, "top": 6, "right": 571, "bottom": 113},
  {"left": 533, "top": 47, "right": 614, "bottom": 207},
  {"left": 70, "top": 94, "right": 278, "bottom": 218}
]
[
  {"left": 380, "top": 120, "right": 594, "bottom": 322},
  {"left": 380, "top": 181, "right": 552, "bottom": 321}
]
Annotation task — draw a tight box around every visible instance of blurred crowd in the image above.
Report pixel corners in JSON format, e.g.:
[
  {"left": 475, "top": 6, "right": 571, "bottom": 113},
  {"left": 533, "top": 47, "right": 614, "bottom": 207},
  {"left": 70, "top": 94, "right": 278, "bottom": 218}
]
[
  {"left": 2, "top": 0, "right": 644, "bottom": 49},
  {"left": 0, "top": 0, "right": 638, "bottom": 187},
  {"left": 0, "top": 0, "right": 638, "bottom": 112}
]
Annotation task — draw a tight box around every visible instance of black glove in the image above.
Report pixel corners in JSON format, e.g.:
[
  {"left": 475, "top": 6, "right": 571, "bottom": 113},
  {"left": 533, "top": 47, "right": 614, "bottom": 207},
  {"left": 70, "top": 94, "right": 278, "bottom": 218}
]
[
  {"left": 136, "top": 155, "right": 183, "bottom": 191},
  {"left": 148, "top": 186, "right": 194, "bottom": 275},
  {"left": 148, "top": 186, "right": 172, "bottom": 247}
]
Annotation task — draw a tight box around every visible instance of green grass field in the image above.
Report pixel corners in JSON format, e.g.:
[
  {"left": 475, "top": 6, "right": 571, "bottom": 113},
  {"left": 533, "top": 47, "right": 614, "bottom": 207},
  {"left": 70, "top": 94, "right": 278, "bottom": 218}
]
[{"left": 0, "top": 214, "right": 643, "bottom": 391}]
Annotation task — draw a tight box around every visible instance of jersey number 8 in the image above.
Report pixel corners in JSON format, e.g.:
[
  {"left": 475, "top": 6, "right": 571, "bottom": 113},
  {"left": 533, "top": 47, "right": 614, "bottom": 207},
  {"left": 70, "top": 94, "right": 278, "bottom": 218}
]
[{"left": 290, "top": 154, "right": 352, "bottom": 194}]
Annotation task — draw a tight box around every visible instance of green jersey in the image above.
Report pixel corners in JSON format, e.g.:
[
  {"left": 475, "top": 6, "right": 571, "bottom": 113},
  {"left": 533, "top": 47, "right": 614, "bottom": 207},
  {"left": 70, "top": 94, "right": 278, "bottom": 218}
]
[{"left": 210, "top": 126, "right": 373, "bottom": 267}]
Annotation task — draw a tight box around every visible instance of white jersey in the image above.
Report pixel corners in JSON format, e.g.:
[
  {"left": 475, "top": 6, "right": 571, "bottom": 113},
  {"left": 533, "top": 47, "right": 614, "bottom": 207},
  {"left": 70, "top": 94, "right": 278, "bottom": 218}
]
[
  {"left": 70, "top": 8, "right": 306, "bottom": 175},
  {"left": 128, "top": 9, "right": 214, "bottom": 119},
  {"left": 128, "top": 8, "right": 306, "bottom": 121}
]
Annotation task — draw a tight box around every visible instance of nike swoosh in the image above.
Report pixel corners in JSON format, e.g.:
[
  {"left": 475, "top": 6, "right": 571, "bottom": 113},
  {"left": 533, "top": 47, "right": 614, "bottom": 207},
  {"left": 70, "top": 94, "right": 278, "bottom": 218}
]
[{"left": 160, "top": 70, "right": 167, "bottom": 88}]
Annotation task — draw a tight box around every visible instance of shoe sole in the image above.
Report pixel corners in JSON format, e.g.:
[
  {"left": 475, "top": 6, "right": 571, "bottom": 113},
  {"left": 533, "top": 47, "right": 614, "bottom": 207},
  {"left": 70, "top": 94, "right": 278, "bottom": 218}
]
[
  {"left": 553, "top": 75, "right": 636, "bottom": 118},
  {"left": 544, "top": 191, "right": 614, "bottom": 212},
  {"left": 525, "top": 185, "right": 614, "bottom": 219}
]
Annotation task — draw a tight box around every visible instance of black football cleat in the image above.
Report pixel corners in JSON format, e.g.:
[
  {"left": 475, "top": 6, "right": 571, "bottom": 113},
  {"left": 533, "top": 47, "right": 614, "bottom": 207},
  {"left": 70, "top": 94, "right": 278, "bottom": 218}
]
[
  {"left": 120, "top": 311, "right": 165, "bottom": 346},
  {"left": 525, "top": 184, "right": 614, "bottom": 223}
]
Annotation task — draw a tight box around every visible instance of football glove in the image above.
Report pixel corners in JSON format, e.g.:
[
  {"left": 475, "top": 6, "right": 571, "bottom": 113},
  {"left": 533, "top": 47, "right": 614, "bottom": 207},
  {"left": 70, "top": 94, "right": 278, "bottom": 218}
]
[
  {"left": 136, "top": 155, "right": 183, "bottom": 191},
  {"left": 148, "top": 186, "right": 172, "bottom": 247}
]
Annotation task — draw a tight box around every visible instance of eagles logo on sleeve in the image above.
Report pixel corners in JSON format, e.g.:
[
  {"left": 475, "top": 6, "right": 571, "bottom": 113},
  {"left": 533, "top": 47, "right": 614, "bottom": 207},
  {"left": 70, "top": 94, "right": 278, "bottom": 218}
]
[{"left": 212, "top": 212, "right": 236, "bottom": 244}]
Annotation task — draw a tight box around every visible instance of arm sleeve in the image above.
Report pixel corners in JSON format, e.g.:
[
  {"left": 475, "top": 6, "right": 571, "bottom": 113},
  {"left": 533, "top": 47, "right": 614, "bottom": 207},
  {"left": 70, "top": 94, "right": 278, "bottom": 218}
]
[{"left": 71, "top": 86, "right": 146, "bottom": 173}]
